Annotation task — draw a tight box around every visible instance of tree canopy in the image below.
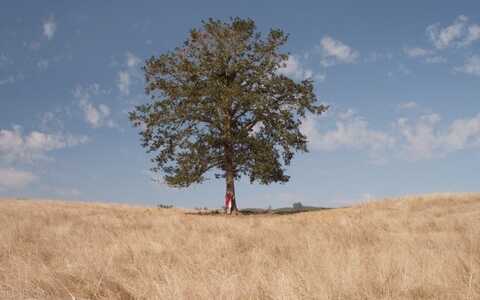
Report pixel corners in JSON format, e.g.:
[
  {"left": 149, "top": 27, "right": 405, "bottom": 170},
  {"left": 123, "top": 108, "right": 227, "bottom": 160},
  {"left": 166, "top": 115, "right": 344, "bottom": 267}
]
[{"left": 129, "top": 17, "right": 327, "bottom": 212}]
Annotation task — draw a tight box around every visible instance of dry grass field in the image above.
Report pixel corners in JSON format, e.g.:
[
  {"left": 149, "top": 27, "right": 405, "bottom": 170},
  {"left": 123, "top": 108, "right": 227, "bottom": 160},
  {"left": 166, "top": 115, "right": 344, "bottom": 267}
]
[{"left": 1, "top": 193, "right": 479, "bottom": 299}]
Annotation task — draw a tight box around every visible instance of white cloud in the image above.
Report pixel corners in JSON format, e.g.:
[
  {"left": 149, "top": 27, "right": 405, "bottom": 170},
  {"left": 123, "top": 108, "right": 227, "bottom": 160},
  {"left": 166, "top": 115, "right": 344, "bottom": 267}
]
[
  {"left": 388, "top": 64, "right": 415, "bottom": 78},
  {"left": 301, "top": 110, "right": 395, "bottom": 160},
  {"left": 116, "top": 51, "right": 142, "bottom": 95},
  {"left": 403, "top": 47, "right": 446, "bottom": 64},
  {"left": 320, "top": 36, "right": 359, "bottom": 66},
  {"left": 462, "top": 24, "right": 480, "bottom": 46},
  {"left": 445, "top": 114, "right": 480, "bottom": 150},
  {"left": 0, "top": 168, "right": 36, "bottom": 190},
  {"left": 79, "top": 100, "right": 112, "bottom": 128},
  {"left": 26, "top": 131, "right": 70, "bottom": 151},
  {"left": 398, "top": 101, "right": 418, "bottom": 109},
  {"left": 0, "top": 126, "right": 88, "bottom": 163},
  {"left": 277, "top": 55, "right": 316, "bottom": 81},
  {"left": 43, "top": 15, "right": 57, "bottom": 40},
  {"left": 74, "top": 84, "right": 115, "bottom": 128},
  {"left": 117, "top": 71, "right": 131, "bottom": 95},
  {"left": 98, "top": 104, "right": 110, "bottom": 116},
  {"left": 426, "top": 15, "right": 480, "bottom": 49},
  {"left": 37, "top": 59, "right": 49, "bottom": 70},
  {"left": 0, "top": 127, "right": 23, "bottom": 162},
  {"left": 455, "top": 55, "right": 480, "bottom": 76},
  {"left": 40, "top": 111, "right": 57, "bottom": 129},
  {"left": 403, "top": 47, "right": 432, "bottom": 57},
  {"left": 427, "top": 15, "right": 468, "bottom": 49},
  {"left": 39, "top": 109, "right": 69, "bottom": 131},
  {"left": 300, "top": 107, "right": 480, "bottom": 162},
  {"left": 397, "top": 114, "right": 441, "bottom": 160},
  {"left": 397, "top": 113, "right": 480, "bottom": 160},
  {"left": 126, "top": 52, "right": 141, "bottom": 68},
  {"left": 425, "top": 56, "right": 447, "bottom": 64}
]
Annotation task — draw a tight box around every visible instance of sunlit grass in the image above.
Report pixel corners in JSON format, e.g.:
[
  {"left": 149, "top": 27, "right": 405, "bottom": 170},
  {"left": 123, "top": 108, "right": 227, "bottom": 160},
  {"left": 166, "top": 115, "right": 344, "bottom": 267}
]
[{"left": 1, "top": 193, "right": 479, "bottom": 299}]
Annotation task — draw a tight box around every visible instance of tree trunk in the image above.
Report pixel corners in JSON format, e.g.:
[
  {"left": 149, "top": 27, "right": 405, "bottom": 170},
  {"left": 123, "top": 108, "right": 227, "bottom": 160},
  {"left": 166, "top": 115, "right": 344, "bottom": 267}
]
[
  {"left": 223, "top": 101, "right": 237, "bottom": 215},
  {"left": 224, "top": 144, "right": 238, "bottom": 215},
  {"left": 225, "top": 169, "right": 238, "bottom": 214}
]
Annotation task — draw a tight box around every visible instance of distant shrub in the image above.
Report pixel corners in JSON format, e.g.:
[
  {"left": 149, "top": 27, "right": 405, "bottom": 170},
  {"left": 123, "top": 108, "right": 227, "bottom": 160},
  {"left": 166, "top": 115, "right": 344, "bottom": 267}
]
[
  {"left": 292, "top": 202, "right": 303, "bottom": 209},
  {"left": 194, "top": 207, "right": 210, "bottom": 210},
  {"left": 157, "top": 204, "right": 174, "bottom": 209}
]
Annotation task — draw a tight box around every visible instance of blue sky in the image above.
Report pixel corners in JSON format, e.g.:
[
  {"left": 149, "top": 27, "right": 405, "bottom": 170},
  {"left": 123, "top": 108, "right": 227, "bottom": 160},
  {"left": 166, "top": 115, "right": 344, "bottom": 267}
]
[{"left": 1, "top": 1, "right": 480, "bottom": 208}]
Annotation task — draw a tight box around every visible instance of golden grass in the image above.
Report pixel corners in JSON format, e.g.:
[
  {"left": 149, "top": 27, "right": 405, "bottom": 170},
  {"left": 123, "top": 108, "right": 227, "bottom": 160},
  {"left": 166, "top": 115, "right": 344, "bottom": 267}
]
[{"left": 1, "top": 193, "right": 479, "bottom": 299}]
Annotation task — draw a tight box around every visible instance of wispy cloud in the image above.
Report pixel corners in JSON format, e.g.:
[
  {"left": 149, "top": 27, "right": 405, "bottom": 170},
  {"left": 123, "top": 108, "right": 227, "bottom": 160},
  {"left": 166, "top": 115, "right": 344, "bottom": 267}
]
[
  {"left": 300, "top": 109, "right": 395, "bottom": 162},
  {"left": 37, "top": 59, "right": 49, "bottom": 70},
  {"left": 463, "top": 24, "right": 480, "bottom": 46},
  {"left": 0, "top": 126, "right": 89, "bottom": 163},
  {"left": 277, "top": 55, "right": 324, "bottom": 82},
  {"left": 398, "top": 101, "right": 418, "bottom": 109},
  {"left": 455, "top": 55, "right": 480, "bottom": 76},
  {"left": 0, "top": 168, "right": 37, "bottom": 190},
  {"left": 74, "top": 84, "right": 115, "bottom": 128},
  {"left": 403, "top": 47, "right": 433, "bottom": 58},
  {"left": 43, "top": 15, "right": 56, "bottom": 40},
  {"left": 403, "top": 46, "right": 446, "bottom": 64},
  {"left": 126, "top": 51, "right": 141, "bottom": 68},
  {"left": 117, "top": 71, "right": 131, "bottom": 96},
  {"left": 426, "top": 15, "right": 480, "bottom": 49},
  {"left": 319, "top": 36, "right": 359, "bottom": 66},
  {"left": 425, "top": 56, "right": 447, "bottom": 64},
  {"left": 427, "top": 15, "right": 468, "bottom": 49},
  {"left": 397, "top": 114, "right": 442, "bottom": 160},
  {"left": 117, "top": 51, "right": 141, "bottom": 96},
  {"left": 301, "top": 108, "right": 480, "bottom": 162},
  {"left": 79, "top": 100, "right": 113, "bottom": 128},
  {"left": 397, "top": 113, "right": 480, "bottom": 160}
]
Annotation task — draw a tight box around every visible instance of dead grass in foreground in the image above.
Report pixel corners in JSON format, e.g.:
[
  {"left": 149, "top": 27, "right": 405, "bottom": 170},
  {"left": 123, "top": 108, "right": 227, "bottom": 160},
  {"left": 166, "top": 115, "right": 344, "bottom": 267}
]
[{"left": 1, "top": 193, "right": 479, "bottom": 299}]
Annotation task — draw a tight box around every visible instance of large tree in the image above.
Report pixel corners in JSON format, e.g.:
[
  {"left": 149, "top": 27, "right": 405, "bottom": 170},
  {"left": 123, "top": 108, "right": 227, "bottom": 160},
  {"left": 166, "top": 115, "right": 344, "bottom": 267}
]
[{"left": 129, "top": 17, "right": 327, "bottom": 214}]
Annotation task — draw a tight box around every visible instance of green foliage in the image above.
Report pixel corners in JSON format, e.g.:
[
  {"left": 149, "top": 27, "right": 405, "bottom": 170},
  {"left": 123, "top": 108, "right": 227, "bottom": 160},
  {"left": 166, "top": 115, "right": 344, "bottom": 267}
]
[{"left": 130, "top": 17, "right": 327, "bottom": 189}]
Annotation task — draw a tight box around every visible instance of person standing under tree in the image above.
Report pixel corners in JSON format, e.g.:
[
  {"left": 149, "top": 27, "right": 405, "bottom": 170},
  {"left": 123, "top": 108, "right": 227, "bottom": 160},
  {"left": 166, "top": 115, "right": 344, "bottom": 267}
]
[{"left": 225, "top": 191, "right": 235, "bottom": 214}]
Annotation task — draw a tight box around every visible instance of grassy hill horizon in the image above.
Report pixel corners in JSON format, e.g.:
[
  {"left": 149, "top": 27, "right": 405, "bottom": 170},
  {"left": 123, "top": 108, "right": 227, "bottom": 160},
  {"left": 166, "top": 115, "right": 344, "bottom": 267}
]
[{"left": 1, "top": 193, "right": 479, "bottom": 299}]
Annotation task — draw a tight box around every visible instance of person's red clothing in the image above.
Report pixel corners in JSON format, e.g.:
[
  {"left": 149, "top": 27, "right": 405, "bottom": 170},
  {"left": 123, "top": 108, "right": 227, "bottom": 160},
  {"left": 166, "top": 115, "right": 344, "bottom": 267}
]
[{"left": 225, "top": 192, "right": 233, "bottom": 211}]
